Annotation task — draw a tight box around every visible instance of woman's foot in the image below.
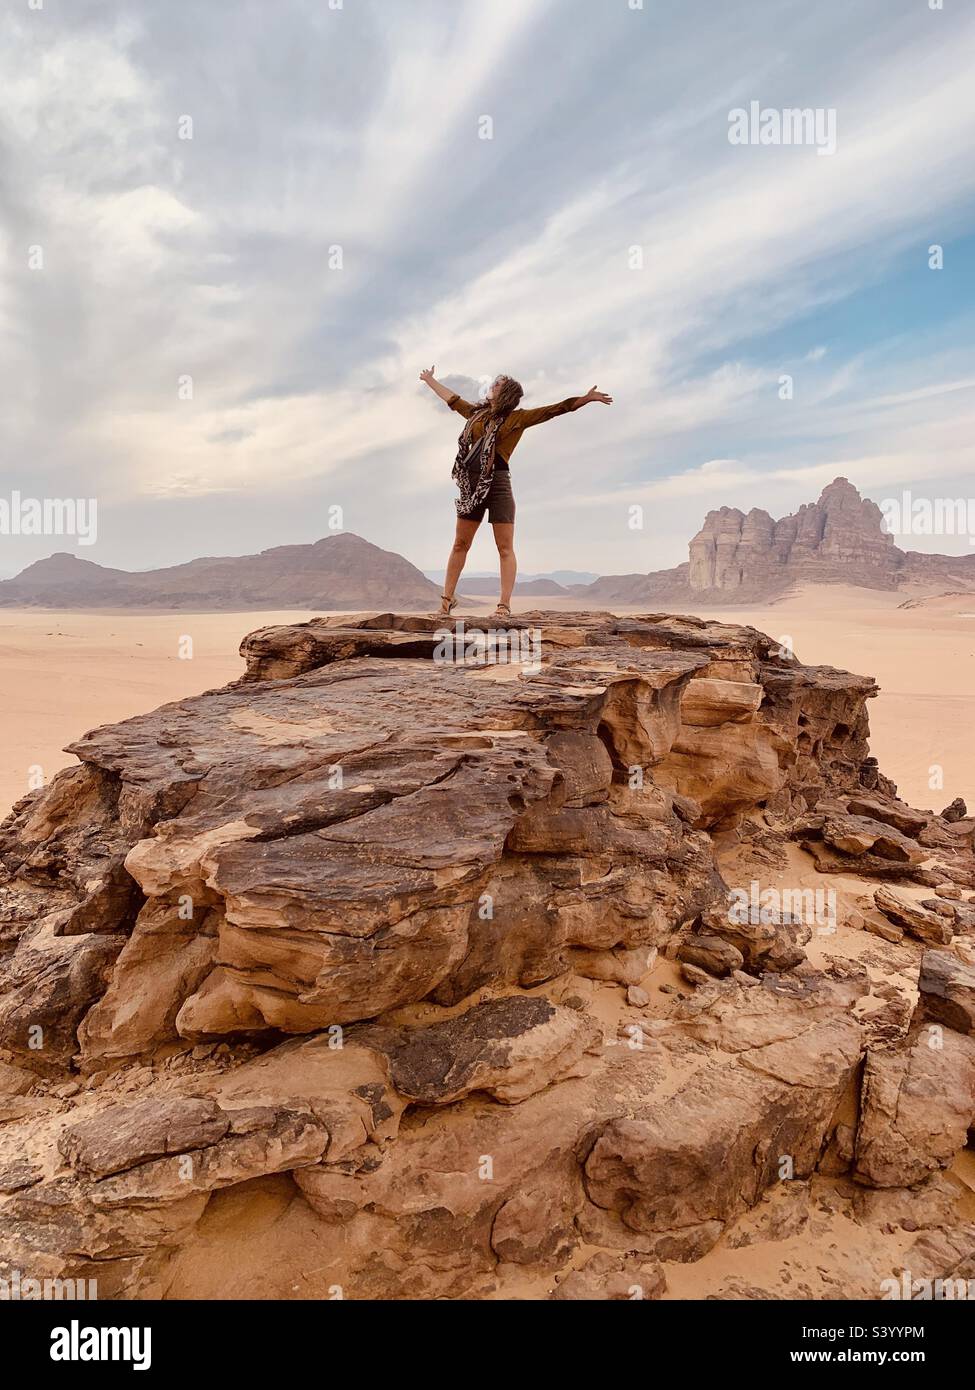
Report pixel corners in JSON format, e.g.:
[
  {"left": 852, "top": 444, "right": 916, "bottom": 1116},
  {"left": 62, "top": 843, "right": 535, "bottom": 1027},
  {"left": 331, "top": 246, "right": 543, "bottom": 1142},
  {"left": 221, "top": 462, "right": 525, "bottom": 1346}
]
[
  {"left": 435, "top": 593, "right": 458, "bottom": 618},
  {"left": 489, "top": 602, "right": 512, "bottom": 623}
]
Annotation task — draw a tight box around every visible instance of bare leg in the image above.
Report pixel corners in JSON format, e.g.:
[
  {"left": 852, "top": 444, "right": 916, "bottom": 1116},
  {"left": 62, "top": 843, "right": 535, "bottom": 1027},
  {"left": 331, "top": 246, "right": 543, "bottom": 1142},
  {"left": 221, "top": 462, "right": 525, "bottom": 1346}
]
[
  {"left": 443, "top": 518, "right": 481, "bottom": 601},
  {"left": 492, "top": 522, "right": 516, "bottom": 607}
]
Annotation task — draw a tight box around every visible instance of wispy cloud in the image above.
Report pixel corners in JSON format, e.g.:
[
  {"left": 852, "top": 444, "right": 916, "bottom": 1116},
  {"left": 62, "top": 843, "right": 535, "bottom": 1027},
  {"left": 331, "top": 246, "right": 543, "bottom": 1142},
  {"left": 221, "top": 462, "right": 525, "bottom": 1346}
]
[{"left": 1, "top": 0, "right": 974, "bottom": 577}]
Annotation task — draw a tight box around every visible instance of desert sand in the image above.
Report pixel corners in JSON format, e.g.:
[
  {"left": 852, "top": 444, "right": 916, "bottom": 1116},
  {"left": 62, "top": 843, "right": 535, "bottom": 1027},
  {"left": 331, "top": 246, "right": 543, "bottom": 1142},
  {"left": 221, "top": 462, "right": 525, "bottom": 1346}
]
[
  {"left": 0, "top": 609, "right": 309, "bottom": 817},
  {"left": 0, "top": 585, "right": 972, "bottom": 818}
]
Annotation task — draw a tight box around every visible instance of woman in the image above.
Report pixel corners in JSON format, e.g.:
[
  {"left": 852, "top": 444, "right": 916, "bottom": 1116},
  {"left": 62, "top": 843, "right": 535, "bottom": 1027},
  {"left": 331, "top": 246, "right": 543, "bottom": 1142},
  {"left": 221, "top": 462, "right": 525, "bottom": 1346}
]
[{"left": 420, "top": 367, "right": 613, "bottom": 620}]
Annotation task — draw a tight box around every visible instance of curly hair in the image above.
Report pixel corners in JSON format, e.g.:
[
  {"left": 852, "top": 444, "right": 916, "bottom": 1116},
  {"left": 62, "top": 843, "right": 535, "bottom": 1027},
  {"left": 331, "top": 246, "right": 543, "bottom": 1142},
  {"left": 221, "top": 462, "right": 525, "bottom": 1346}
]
[{"left": 482, "top": 374, "right": 523, "bottom": 421}]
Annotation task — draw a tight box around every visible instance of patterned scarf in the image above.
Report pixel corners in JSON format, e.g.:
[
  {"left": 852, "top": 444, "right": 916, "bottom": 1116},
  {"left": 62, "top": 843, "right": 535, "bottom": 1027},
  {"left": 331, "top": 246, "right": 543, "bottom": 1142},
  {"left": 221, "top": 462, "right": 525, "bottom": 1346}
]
[{"left": 451, "top": 407, "right": 504, "bottom": 516}]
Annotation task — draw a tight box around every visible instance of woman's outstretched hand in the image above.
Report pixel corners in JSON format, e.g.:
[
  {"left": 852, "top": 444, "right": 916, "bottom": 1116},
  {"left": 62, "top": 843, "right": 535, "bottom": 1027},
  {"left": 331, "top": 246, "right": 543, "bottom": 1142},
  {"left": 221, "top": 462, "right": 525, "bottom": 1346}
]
[
  {"left": 420, "top": 367, "right": 455, "bottom": 406},
  {"left": 583, "top": 385, "right": 613, "bottom": 405}
]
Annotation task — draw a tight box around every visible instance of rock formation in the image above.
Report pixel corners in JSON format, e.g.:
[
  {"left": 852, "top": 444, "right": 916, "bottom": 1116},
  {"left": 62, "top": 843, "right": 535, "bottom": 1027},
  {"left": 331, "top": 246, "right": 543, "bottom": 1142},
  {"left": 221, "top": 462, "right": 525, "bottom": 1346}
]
[
  {"left": 0, "top": 533, "right": 441, "bottom": 611},
  {"left": 687, "top": 479, "right": 897, "bottom": 594},
  {"left": 1, "top": 610, "right": 973, "bottom": 1299},
  {"left": 585, "top": 477, "right": 975, "bottom": 604}
]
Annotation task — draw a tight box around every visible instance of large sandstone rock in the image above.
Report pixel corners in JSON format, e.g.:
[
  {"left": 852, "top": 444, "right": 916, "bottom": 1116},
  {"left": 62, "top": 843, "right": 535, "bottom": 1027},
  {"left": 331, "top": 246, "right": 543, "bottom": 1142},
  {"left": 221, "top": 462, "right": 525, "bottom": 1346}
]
[
  {"left": 845, "top": 794, "right": 928, "bottom": 839},
  {"left": 351, "top": 996, "right": 598, "bottom": 1105},
  {"left": 0, "top": 611, "right": 882, "bottom": 1068},
  {"left": 0, "top": 928, "right": 126, "bottom": 1071},
  {"left": 0, "top": 608, "right": 972, "bottom": 1301}
]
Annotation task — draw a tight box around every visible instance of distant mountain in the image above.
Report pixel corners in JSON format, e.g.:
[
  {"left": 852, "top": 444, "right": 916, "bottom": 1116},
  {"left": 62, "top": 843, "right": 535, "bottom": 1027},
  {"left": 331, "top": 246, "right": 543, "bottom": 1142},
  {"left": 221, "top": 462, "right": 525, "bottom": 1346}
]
[
  {"left": 458, "top": 577, "right": 570, "bottom": 597},
  {"left": 532, "top": 570, "right": 600, "bottom": 586},
  {"left": 0, "top": 533, "right": 441, "bottom": 611},
  {"left": 425, "top": 568, "right": 599, "bottom": 592},
  {"left": 582, "top": 478, "right": 975, "bottom": 604}
]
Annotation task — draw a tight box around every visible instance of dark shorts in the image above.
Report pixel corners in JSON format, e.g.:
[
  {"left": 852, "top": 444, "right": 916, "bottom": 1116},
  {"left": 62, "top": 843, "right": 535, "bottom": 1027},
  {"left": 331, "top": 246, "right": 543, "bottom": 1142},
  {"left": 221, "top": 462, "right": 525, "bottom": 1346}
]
[{"left": 458, "top": 467, "right": 516, "bottom": 524}]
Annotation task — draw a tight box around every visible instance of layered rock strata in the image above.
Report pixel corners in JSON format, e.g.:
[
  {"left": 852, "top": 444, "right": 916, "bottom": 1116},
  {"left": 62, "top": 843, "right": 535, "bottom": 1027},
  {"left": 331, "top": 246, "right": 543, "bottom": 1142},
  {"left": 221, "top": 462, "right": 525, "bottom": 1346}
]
[{"left": 1, "top": 610, "right": 973, "bottom": 1299}]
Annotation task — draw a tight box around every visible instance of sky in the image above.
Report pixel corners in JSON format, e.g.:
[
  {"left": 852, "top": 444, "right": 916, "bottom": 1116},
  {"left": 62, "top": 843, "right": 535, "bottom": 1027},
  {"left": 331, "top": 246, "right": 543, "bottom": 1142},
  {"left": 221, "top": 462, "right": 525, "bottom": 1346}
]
[{"left": 2, "top": 0, "right": 975, "bottom": 581}]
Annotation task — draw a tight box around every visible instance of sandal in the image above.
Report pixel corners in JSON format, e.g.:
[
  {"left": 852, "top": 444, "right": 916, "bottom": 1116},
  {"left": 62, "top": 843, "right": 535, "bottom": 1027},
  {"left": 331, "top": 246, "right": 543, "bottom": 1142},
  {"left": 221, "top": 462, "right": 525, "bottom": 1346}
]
[
  {"left": 435, "top": 593, "right": 458, "bottom": 618},
  {"left": 489, "top": 602, "right": 512, "bottom": 622}
]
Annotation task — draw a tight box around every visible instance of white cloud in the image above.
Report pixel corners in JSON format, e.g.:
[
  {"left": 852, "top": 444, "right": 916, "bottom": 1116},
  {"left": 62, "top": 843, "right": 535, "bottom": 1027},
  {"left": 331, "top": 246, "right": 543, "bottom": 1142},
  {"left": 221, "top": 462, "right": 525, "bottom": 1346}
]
[{"left": 2, "top": 0, "right": 975, "bottom": 577}]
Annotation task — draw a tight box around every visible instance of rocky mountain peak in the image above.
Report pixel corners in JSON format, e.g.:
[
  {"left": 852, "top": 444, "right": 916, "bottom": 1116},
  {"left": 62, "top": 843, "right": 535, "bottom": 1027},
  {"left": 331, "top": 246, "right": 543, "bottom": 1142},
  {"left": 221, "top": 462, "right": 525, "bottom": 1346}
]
[
  {"left": 817, "top": 475, "right": 861, "bottom": 506},
  {"left": 588, "top": 477, "right": 975, "bottom": 605},
  {"left": 687, "top": 478, "right": 899, "bottom": 594}
]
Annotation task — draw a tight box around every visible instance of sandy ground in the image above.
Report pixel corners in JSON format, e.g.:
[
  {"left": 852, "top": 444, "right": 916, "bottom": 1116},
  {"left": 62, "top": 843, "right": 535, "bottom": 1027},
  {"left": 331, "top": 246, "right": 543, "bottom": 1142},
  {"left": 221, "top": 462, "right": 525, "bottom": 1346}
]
[{"left": 0, "top": 584, "right": 972, "bottom": 818}]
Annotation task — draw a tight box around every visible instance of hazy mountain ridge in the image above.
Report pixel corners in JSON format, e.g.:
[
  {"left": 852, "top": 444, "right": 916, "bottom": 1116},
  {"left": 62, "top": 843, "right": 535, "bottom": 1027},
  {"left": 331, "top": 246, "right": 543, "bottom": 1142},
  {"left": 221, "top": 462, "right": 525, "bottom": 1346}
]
[
  {"left": 6, "top": 480, "right": 974, "bottom": 611},
  {"left": 0, "top": 533, "right": 441, "bottom": 611}
]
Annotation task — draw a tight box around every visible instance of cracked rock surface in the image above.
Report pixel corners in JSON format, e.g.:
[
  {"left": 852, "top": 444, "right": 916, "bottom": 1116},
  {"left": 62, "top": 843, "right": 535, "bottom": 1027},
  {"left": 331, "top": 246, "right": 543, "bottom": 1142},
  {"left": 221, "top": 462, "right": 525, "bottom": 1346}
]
[{"left": 1, "top": 610, "right": 973, "bottom": 1299}]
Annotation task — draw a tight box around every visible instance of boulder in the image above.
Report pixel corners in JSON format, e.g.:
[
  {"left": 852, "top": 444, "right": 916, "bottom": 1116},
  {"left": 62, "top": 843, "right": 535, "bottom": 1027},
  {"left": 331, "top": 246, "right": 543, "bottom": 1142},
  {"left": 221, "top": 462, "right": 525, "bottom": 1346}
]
[
  {"left": 874, "top": 887, "right": 953, "bottom": 945},
  {"left": 59, "top": 1097, "right": 231, "bottom": 1178},
  {"left": 845, "top": 795, "right": 928, "bottom": 839},
  {"left": 351, "top": 996, "right": 599, "bottom": 1106},
  {"left": 916, "top": 950, "right": 975, "bottom": 1035},
  {"left": 854, "top": 1031, "right": 975, "bottom": 1188},
  {"left": 0, "top": 930, "right": 126, "bottom": 1069},
  {"left": 584, "top": 1013, "right": 862, "bottom": 1246},
  {"left": 677, "top": 934, "right": 745, "bottom": 977}
]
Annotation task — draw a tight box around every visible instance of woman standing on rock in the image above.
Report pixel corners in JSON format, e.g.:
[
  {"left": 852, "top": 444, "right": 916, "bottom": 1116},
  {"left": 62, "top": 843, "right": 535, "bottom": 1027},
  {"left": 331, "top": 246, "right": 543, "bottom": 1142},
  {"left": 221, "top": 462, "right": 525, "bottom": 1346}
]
[{"left": 420, "top": 367, "right": 613, "bottom": 621}]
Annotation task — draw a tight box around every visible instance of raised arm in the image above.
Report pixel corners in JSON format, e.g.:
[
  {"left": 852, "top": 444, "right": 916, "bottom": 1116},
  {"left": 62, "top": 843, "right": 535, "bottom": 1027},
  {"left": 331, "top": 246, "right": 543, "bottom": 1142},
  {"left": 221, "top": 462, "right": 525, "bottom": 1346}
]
[
  {"left": 516, "top": 384, "right": 613, "bottom": 429},
  {"left": 419, "top": 365, "right": 475, "bottom": 417}
]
